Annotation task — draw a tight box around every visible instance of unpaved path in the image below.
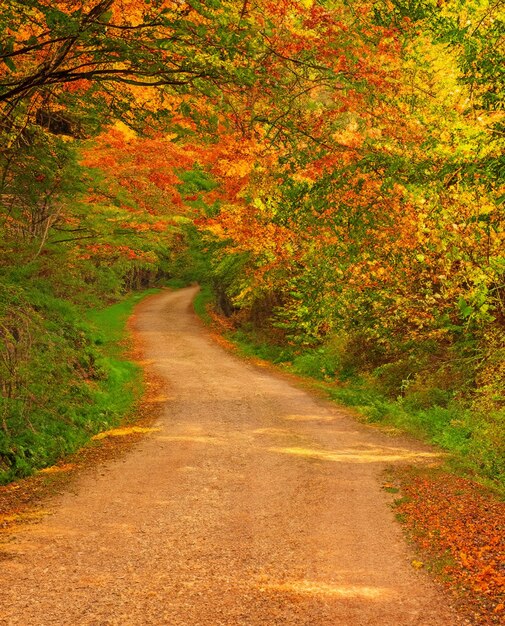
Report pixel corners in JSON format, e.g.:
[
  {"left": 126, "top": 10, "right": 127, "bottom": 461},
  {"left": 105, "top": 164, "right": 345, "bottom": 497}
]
[{"left": 0, "top": 287, "right": 461, "bottom": 625}]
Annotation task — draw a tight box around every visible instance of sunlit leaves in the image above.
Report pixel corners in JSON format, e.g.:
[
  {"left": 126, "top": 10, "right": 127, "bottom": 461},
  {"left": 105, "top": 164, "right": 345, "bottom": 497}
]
[
  {"left": 395, "top": 469, "right": 505, "bottom": 623},
  {"left": 191, "top": 0, "right": 504, "bottom": 412},
  {"left": 0, "top": 0, "right": 503, "bottom": 405}
]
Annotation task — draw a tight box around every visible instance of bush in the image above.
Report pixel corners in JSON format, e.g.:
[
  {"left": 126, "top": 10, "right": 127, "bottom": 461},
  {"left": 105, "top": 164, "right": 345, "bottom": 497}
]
[{"left": 0, "top": 267, "right": 150, "bottom": 484}]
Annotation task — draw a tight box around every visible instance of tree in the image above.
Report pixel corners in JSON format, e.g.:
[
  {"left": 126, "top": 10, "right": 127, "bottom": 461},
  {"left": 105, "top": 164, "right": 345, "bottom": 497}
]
[{"left": 195, "top": 0, "right": 504, "bottom": 409}]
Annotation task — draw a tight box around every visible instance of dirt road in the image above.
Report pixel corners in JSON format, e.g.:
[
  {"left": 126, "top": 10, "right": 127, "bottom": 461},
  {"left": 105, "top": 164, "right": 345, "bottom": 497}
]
[{"left": 0, "top": 287, "right": 461, "bottom": 625}]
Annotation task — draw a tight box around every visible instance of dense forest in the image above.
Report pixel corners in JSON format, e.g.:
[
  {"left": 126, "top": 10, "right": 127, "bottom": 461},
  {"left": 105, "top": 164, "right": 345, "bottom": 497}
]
[{"left": 0, "top": 0, "right": 503, "bottom": 487}]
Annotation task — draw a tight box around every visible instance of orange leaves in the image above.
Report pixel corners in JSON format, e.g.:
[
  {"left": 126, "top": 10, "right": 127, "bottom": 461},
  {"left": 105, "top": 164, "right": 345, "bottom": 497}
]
[
  {"left": 110, "top": 0, "right": 148, "bottom": 26},
  {"left": 80, "top": 242, "right": 154, "bottom": 262},
  {"left": 82, "top": 126, "right": 196, "bottom": 214},
  {"left": 118, "top": 219, "right": 167, "bottom": 233},
  {"left": 74, "top": 124, "right": 199, "bottom": 268},
  {"left": 203, "top": 203, "right": 292, "bottom": 260},
  {"left": 395, "top": 469, "right": 505, "bottom": 624},
  {"left": 196, "top": 129, "right": 280, "bottom": 206}
]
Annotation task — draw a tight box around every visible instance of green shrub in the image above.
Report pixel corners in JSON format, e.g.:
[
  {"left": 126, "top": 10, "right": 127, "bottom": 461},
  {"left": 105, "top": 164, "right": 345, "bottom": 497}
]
[
  {"left": 0, "top": 275, "right": 153, "bottom": 484},
  {"left": 291, "top": 346, "right": 341, "bottom": 379}
]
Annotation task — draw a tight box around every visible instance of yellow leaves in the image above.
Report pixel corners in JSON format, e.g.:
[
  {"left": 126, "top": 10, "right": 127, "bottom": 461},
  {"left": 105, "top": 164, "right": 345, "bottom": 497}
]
[
  {"left": 113, "top": 121, "right": 137, "bottom": 140},
  {"left": 477, "top": 201, "right": 496, "bottom": 216},
  {"left": 0, "top": 509, "right": 50, "bottom": 526},
  {"left": 160, "top": 0, "right": 188, "bottom": 10},
  {"left": 220, "top": 159, "right": 254, "bottom": 179},
  {"left": 39, "top": 463, "right": 75, "bottom": 474},
  {"left": 291, "top": 171, "right": 316, "bottom": 185},
  {"left": 92, "top": 426, "right": 160, "bottom": 440},
  {"left": 111, "top": 1, "right": 147, "bottom": 27},
  {"left": 368, "top": 127, "right": 383, "bottom": 140},
  {"left": 411, "top": 560, "right": 424, "bottom": 570},
  {"left": 251, "top": 196, "right": 264, "bottom": 210},
  {"left": 331, "top": 128, "right": 363, "bottom": 149}
]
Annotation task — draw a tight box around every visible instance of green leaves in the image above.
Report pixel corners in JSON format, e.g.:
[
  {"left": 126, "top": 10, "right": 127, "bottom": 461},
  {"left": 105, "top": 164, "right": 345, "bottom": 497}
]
[
  {"left": 2, "top": 56, "right": 15, "bottom": 72},
  {"left": 458, "top": 297, "right": 473, "bottom": 320},
  {"left": 0, "top": 38, "right": 15, "bottom": 71},
  {"left": 44, "top": 7, "right": 70, "bottom": 29}
]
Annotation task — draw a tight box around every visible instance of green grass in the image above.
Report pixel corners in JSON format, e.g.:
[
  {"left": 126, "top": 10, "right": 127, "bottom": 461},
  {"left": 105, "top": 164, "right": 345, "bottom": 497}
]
[
  {"left": 82, "top": 288, "right": 162, "bottom": 435},
  {"left": 321, "top": 382, "right": 504, "bottom": 492},
  {"left": 0, "top": 288, "right": 158, "bottom": 484},
  {"left": 87, "top": 288, "right": 159, "bottom": 348},
  {"left": 193, "top": 284, "right": 214, "bottom": 325},
  {"left": 229, "top": 328, "right": 294, "bottom": 363},
  {"left": 163, "top": 277, "right": 193, "bottom": 290}
]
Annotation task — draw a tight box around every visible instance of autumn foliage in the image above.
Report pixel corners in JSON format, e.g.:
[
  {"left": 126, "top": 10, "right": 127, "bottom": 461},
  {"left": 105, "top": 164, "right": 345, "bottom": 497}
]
[
  {"left": 0, "top": 4, "right": 504, "bottom": 622},
  {"left": 193, "top": 1, "right": 504, "bottom": 429},
  {"left": 394, "top": 468, "right": 505, "bottom": 624}
]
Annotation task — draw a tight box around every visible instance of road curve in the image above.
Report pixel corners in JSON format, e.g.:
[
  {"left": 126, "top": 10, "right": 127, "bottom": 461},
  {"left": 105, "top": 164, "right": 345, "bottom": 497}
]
[{"left": 0, "top": 287, "right": 461, "bottom": 625}]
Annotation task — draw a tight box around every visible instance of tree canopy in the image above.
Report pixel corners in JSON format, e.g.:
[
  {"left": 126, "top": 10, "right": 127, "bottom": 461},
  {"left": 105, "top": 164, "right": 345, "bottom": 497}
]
[{"left": 0, "top": 0, "right": 504, "bottom": 486}]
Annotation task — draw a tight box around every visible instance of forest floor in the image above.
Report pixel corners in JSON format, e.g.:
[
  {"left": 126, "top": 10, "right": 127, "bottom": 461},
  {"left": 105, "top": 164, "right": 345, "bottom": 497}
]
[{"left": 0, "top": 286, "right": 495, "bottom": 625}]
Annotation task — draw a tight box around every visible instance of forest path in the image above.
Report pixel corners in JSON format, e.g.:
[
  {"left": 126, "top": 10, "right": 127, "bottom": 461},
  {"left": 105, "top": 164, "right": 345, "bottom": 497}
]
[{"left": 0, "top": 287, "right": 461, "bottom": 625}]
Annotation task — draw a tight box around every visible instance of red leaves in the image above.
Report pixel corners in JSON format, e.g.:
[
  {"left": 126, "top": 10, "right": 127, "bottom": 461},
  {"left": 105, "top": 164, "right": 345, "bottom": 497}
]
[
  {"left": 81, "top": 126, "right": 196, "bottom": 215},
  {"left": 395, "top": 469, "right": 505, "bottom": 624},
  {"left": 80, "top": 243, "right": 150, "bottom": 262}
]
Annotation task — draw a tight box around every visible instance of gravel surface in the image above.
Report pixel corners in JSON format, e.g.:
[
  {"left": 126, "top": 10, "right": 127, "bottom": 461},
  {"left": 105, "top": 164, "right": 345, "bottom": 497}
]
[{"left": 0, "top": 287, "right": 462, "bottom": 625}]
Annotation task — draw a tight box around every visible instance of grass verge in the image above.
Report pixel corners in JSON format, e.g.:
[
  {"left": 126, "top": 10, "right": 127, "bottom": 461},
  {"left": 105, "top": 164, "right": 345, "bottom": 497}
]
[
  {"left": 0, "top": 288, "right": 158, "bottom": 485},
  {"left": 82, "top": 287, "right": 161, "bottom": 435},
  {"left": 193, "top": 284, "right": 213, "bottom": 325}
]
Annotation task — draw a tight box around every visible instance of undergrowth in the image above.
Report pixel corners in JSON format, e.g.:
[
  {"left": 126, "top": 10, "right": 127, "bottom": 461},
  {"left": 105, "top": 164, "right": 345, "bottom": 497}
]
[
  {"left": 0, "top": 279, "right": 157, "bottom": 485},
  {"left": 194, "top": 286, "right": 504, "bottom": 495},
  {"left": 193, "top": 284, "right": 213, "bottom": 325}
]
